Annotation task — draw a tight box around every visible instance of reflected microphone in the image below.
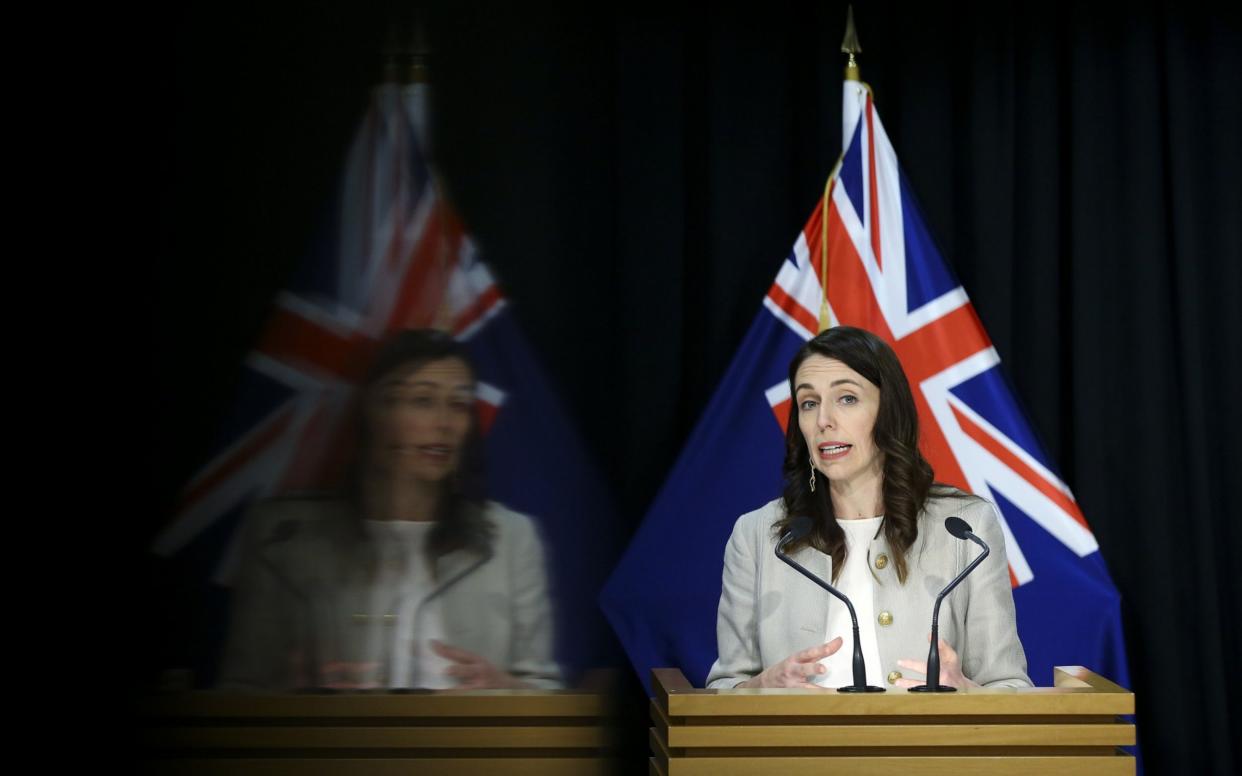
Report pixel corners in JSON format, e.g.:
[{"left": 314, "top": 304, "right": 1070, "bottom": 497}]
[
  {"left": 257, "top": 521, "right": 330, "bottom": 693},
  {"left": 775, "top": 516, "right": 885, "bottom": 693},
  {"left": 909, "top": 516, "right": 990, "bottom": 693}
]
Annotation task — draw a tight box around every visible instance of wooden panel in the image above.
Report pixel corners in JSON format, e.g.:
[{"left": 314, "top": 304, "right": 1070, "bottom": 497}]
[
  {"left": 141, "top": 691, "right": 616, "bottom": 774},
  {"left": 650, "top": 725, "right": 671, "bottom": 762},
  {"left": 664, "top": 688, "right": 1134, "bottom": 717},
  {"left": 649, "top": 698, "right": 670, "bottom": 732},
  {"left": 650, "top": 723, "right": 672, "bottom": 776},
  {"left": 651, "top": 667, "right": 1136, "bottom": 774},
  {"left": 146, "top": 758, "right": 610, "bottom": 775},
  {"left": 663, "top": 755, "right": 1134, "bottom": 776},
  {"left": 653, "top": 669, "right": 693, "bottom": 692},
  {"left": 654, "top": 667, "right": 1135, "bottom": 718},
  {"left": 668, "top": 745, "right": 1122, "bottom": 757},
  {"left": 674, "top": 713, "right": 1121, "bottom": 726},
  {"left": 653, "top": 668, "right": 692, "bottom": 715},
  {"left": 147, "top": 725, "right": 609, "bottom": 749},
  {"left": 141, "top": 692, "right": 608, "bottom": 719},
  {"left": 1054, "top": 666, "right": 1131, "bottom": 693},
  {"left": 667, "top": 722, "right": 1135, "bottom": 748}
]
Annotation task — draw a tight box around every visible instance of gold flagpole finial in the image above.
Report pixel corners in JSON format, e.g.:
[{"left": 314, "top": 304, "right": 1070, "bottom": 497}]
[
  {"left": 380, "top": 12, "right": 431, "bottom": 84},
  {"left": 408, "top": 13, "right": 431, "bottom": 84},
  {"left": 841, "top": 4, "right": 862, "bottom": 81}
]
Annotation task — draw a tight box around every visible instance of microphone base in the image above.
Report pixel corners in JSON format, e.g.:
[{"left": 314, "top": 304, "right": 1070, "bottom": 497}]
[
  {"left": 907, "top": 684, "right": 957, "bottom": 693},
  {"left": 837, "top": 685, "right": 886, "bottom": 693},
  {"left": 295, "top": 687, "right": 343, "bottom": 695}
]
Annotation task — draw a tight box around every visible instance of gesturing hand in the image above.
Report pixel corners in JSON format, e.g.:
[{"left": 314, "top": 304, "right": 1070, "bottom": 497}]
[
  {"left": 430, "top": 640, "right": 530, "bottom": 690},
  {"left": 894, "top": 635, "right": 980, "bottom": 690},
  {"left": 740, "top": 637, "right": 844, "bottom": 689}
]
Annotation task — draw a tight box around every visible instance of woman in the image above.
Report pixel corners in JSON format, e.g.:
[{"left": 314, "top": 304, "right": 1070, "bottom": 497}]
[
  {"left": 218, "top": 329, "right": 561, "bottom": 690},
  {"left": 706, "top": 326, "right": 1029, "bottom": 690}
]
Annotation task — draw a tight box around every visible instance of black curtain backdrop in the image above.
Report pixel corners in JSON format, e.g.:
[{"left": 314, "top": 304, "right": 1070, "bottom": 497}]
[{"left": 157, "top": 1, "right": 1240, "bottom": 772}]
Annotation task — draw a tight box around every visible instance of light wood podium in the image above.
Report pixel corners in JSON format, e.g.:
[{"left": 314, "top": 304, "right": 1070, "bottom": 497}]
[
  {"left": 649, "top": 666, "right": 1135, "bottom": 775},
  {"left": 141, "top": 689, "right": 614, "bottom": 775}
]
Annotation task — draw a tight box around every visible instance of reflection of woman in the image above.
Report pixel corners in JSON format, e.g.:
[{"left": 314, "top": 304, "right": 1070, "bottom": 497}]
[
  {"left": 218, "top": 330, "right": 561, "bottom": 690},
  {"left": 707, "top": 326, "right": 1030, "bottom": 690}
]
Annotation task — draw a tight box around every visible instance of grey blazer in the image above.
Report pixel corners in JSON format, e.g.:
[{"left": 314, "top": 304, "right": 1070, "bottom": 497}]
[
  {"left": 217, "top": 497, "right": 562, "bottom": 690},
  {"left": 706, "top": 492, "right": 1031, "bottom": 689}
]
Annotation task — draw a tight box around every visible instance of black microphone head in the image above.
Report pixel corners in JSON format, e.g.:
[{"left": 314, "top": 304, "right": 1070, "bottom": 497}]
[
  {"left": 945, "top": 516, "right": 972, "bottom": 540},
  {"left": 788, "top": 515, "right": 814, "bottom": 541}
]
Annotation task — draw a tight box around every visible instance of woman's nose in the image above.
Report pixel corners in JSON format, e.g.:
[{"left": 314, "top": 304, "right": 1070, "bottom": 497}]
[
  {"left": 432, "top": 403, "right": 455, "bottom": 429},
  {"left": 817, "top": 406, "right": 835, "bottom": 429}
]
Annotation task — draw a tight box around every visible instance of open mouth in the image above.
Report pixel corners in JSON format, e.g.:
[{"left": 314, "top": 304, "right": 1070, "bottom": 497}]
[
  {"left": 396, "top": 445, "right": 453, "bottom": 460},
  {"left": 818, "top": 443, "right": 852, "bottom": 459}
]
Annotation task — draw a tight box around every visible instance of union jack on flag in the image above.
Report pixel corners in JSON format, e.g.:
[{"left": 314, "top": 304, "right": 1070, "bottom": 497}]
[
  {"left": 153, "top": 81, "right": 505, "bottom": 580},
  {"left": 155, "top": 81, "right": 619, "bottom": 683},
  {"left": 601, "top": 78, "right": 1130, "bottom": 693}
]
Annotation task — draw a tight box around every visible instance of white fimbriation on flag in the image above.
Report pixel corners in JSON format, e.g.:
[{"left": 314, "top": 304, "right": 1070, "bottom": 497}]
[
  {"left": 767, "top": 80, "right": 1104, "bottom": 587},
  {"left": 155, "top": 82, "right": 494, "bottom": 581}
]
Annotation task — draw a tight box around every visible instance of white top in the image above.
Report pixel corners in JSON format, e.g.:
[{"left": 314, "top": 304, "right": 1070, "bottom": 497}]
[
  {"left": 814, "top": 516, "right": 884, "bottom": 688},
  {"left": 363, "top": 520, "right": 454, "bottom": 689}
]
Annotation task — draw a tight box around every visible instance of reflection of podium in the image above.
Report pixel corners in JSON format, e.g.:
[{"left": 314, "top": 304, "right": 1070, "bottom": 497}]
[
  {"left": 650, "top": 666, "right": 1135, "bottom": 775},
  {"left": 142, "top": 690, "right": 613, "bottom": 774}
]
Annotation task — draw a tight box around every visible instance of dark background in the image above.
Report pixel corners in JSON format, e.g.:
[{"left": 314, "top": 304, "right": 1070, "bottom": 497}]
[{"left": 156, "top": 1, "right": 1240, "bottom": 772}]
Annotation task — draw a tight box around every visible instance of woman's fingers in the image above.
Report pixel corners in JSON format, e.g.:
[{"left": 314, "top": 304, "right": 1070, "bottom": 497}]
[
  {"left": 431, "top": 640, "right": 481, "bottom": 664},
  {"left": 896, "top": 658, "right": 927, "bottom": 678},
  {"left": 795, "top": 637, "right": 845, "bottom": 663}
]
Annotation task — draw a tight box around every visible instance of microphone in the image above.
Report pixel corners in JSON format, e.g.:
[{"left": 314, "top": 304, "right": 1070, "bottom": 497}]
[
  {"left": 908, "top": 516, "right": 990, "bottom": 693},
  {"left": 256, "top": 521, "right": 330, "bottom": 692},
  {"left": 775, "top": 516, "right": 885, "bottom": 693}
]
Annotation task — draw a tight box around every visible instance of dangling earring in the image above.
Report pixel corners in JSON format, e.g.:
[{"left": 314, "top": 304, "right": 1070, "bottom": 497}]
[{"left": 808, "top": 455, "right": 816, "bottom": 492}]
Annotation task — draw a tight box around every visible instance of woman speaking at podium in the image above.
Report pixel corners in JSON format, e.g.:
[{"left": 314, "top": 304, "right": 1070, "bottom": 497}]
[
  {"left": 217, "top": 330, "right": 561, "bottom": 691},
  {"left": 706, "top": 326, "right": 1030, "bottom": 690}
]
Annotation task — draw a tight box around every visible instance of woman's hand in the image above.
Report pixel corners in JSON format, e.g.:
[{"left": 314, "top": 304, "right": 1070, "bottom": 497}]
[
  {"left": 431, "top": 640, "right": 531, "bottom": 689},
  {"left": 895, "top": 636, "right": 980, "bottom": 690},
  {"left": 318, "top": 660, "right": 382, "bottom": 689},
  {"left": 739, "top": 637, "right": 844, "bottom": 689}
]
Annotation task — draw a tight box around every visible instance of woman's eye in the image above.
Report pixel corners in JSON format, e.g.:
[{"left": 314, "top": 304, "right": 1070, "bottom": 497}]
[
  {"left": 381, "top": 392, "right": 408, "bottom": 407},
  {"left": 838, "top": 394, "right": 858, "bottom": 405},
  {"left": 799, "top": 399, "right": 818, "bottom": 411}
]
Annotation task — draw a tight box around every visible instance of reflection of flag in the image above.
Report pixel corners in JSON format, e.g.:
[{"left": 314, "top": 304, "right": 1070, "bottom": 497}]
[
  {"left": 156, "top": 81, "right": 617, "bottom": 682},
  {"left": 601, "top": 79, "right": 1129, "bottom": 694}
]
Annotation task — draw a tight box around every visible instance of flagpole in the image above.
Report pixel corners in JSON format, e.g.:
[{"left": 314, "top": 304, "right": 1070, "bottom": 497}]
[
  {"left": 407, "top": 13, "right": 430, "bottom": 85},
  {"left": 820, "top": 5, "right": 864, "bottom": 333},
  {"left": 398, "top": 14, "right": 457, "bottom": 335}
]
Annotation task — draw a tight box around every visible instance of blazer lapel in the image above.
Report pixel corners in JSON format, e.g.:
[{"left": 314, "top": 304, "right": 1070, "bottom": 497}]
[
  {"left": 778, "top": 544, "right": 833, "bottom": 654},
  {"left": 428, "top": 547, "right": 488, "bottom": 606}
]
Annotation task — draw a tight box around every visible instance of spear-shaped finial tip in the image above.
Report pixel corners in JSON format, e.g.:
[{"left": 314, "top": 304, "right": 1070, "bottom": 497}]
[
  {"left": 841, "top": 4, "right": 862, "bottom": 80},
  {"left": 407, "top": 13, "right": 431, "bottom": 84}
]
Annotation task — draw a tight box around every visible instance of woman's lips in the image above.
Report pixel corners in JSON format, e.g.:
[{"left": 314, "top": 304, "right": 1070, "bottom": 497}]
[
  {"left": 817, "top": 443, "right": 852, "bottom": 461},
  {"left": 395, "top": 445, "right": 454, "bottom": 461}
]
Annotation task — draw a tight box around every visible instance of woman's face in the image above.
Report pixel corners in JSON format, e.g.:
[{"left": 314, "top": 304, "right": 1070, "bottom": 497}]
[
  {"left": 794, "top": 354, "right": 884, "bottom": 490},
  {"left": 364, "top": 357, "right": 474, "bottom": 484}
]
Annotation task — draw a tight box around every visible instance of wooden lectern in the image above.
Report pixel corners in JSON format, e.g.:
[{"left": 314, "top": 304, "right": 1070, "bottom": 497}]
[
  {"left": 649, "top": 666, "right": 1135, "bottom": 775},
  {"left": 141, "top": 689, "right": 613, "bottom": 775}
]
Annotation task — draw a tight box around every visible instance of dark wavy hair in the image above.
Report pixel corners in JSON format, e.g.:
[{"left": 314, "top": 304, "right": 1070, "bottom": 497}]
[
  {"left": 775, "top": 325, "right": 938, "bottom": 583},
  {"left": 348, "top": 329, "right": 493, "bottom": 562}
]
